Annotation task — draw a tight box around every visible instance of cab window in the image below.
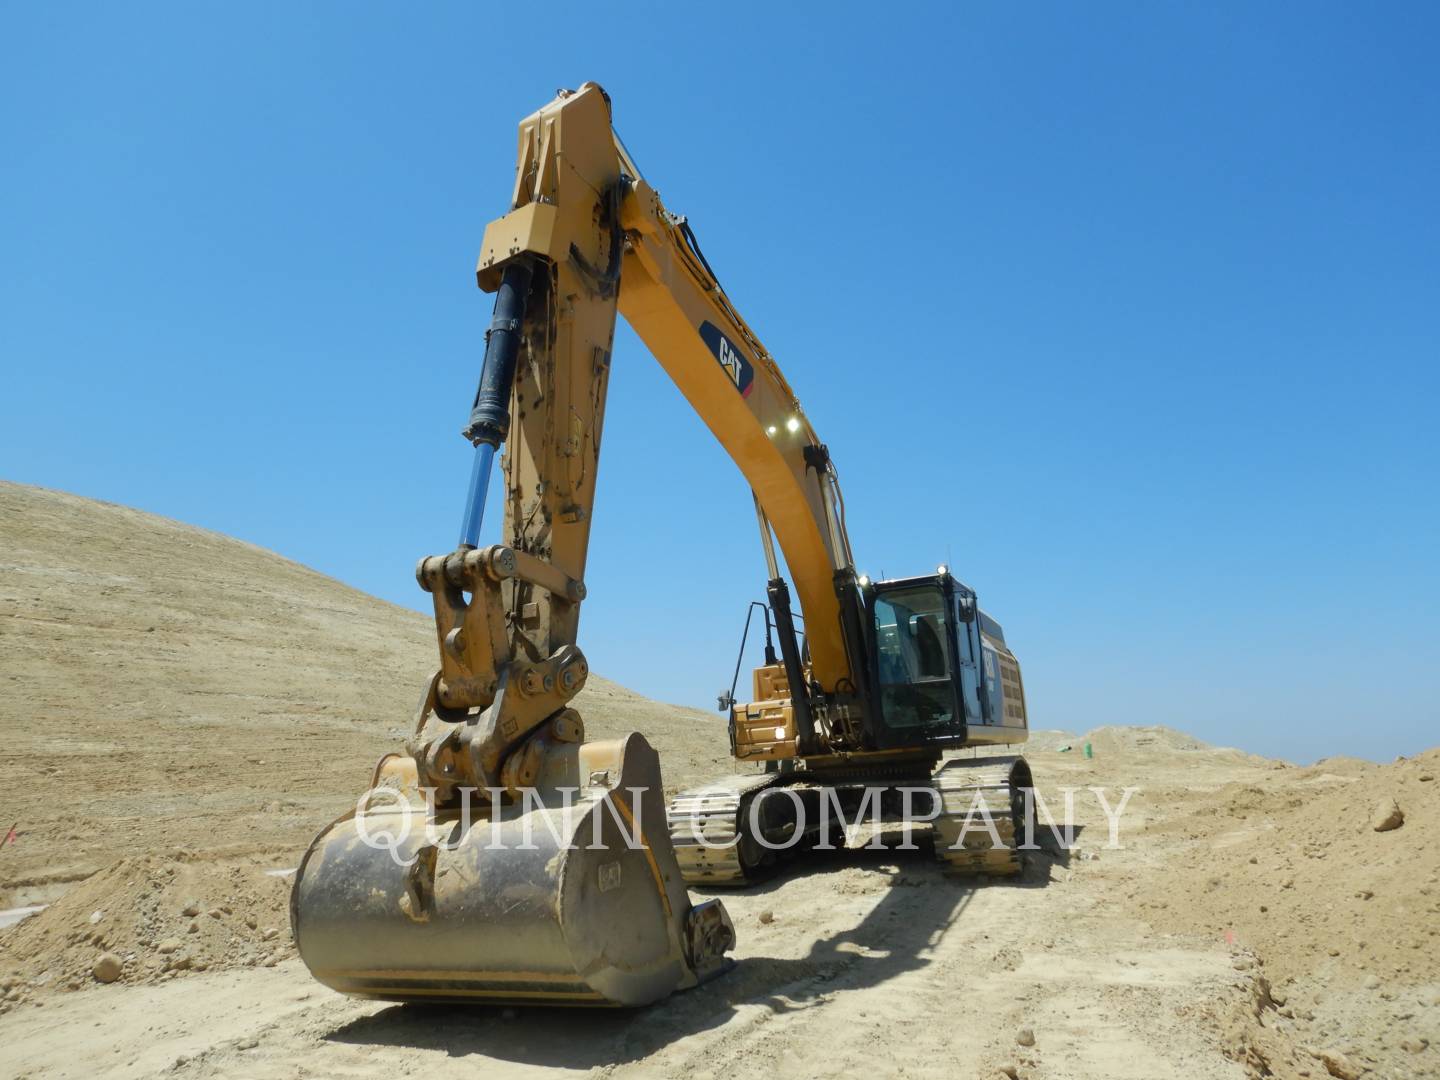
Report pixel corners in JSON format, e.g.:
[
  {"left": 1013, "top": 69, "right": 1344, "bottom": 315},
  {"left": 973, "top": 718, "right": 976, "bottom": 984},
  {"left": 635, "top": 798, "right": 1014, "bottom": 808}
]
[{"left": 872, "top": 586, "right": 954, "bottom": 729}]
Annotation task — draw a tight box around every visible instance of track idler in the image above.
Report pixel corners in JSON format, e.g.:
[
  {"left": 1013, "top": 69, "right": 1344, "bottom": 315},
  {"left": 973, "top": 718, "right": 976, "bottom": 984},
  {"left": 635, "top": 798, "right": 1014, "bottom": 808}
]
[{"left": 291, "top": 730, "right": 734, "bottom": 1006}]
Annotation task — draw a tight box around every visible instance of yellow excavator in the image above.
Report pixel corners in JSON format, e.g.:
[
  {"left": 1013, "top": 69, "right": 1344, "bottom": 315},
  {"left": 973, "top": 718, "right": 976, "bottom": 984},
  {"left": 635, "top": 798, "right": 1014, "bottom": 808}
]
[{"left": 290, "top": 83, "right": 1033, "bottom": 1008}]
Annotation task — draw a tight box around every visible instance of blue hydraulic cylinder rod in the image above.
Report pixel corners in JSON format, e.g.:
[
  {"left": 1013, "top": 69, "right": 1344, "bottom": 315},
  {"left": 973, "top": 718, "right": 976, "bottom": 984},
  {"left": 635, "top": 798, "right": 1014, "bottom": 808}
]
[
  {"left": 457, "top": 442, "right": 496, "bottom": 549},
  {"left": 456, "top": 259, "right": 533, "bottom": 549}
]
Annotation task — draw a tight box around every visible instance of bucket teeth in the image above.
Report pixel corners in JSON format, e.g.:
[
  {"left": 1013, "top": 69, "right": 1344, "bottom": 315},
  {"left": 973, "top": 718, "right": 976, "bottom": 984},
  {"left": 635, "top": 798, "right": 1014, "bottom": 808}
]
[{"left": 684, "top": 898, "right": 736, "bottom": 976}]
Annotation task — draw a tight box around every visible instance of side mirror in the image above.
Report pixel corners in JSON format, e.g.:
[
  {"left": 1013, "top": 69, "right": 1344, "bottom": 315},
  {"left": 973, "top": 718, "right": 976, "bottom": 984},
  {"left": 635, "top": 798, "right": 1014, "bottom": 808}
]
[
  {"left": 717, "top": 690, "right": 735, "bottom": 712},
  {"left": 956, "top": 595, "right": 977, "bottom": 623}
]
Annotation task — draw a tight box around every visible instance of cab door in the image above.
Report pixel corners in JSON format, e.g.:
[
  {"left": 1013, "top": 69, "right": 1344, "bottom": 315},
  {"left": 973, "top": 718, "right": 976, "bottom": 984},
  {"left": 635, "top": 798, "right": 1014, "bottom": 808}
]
[
  {"left": 953, "top": 593, "right": 986, "bottom": 725},
  {"left": 867, "top": 582, "right": 962, "bottom": 745}
]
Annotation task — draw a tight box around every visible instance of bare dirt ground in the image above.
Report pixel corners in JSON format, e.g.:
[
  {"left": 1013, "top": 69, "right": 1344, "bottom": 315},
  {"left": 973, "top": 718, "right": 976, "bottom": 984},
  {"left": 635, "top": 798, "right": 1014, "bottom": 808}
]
[{"left": 1, "top": 481, "right": 1436, "bottom": 1080}]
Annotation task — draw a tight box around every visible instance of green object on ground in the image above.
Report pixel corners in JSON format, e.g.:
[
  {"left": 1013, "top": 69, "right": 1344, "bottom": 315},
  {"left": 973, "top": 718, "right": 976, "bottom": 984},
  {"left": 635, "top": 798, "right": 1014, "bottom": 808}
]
[{"left": 1084, "top": 741, "right": 1093, "bottom": 759}]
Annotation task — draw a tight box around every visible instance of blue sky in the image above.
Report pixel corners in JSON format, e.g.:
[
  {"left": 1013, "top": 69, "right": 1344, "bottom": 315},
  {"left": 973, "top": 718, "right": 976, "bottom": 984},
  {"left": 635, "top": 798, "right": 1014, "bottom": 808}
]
[{"left": 3, "top": 4, "right": 1436, "bottom": 763}]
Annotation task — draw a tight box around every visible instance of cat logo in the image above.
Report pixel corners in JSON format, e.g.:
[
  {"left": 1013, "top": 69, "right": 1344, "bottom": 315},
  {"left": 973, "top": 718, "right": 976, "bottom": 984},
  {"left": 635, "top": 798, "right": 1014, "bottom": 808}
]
[{"left": 698, "top": 321, "right": 755, "bottom": 397}]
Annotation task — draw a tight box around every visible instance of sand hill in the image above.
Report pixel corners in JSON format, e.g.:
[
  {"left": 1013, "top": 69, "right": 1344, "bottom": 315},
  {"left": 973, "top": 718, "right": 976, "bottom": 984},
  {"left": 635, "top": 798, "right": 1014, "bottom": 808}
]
[
  {"left": 0, "top": 481, "right": 729, "bottom": 899},
  {"left": 1, "top": 483, "right": 1436, "bottom": 1080}
]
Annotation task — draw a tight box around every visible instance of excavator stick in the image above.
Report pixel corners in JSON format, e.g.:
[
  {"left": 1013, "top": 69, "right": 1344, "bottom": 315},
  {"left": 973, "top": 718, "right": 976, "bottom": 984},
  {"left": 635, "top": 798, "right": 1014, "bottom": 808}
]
[{"left": 292, "top": 733, "right": 733, "bottom": 1006}]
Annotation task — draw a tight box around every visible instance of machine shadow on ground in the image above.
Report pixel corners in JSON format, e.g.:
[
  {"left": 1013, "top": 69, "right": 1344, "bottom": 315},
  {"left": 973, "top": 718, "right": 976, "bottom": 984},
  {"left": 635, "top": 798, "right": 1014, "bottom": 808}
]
[{"left": 323, "top": 826, "right": 1076, "bottom": 1069}]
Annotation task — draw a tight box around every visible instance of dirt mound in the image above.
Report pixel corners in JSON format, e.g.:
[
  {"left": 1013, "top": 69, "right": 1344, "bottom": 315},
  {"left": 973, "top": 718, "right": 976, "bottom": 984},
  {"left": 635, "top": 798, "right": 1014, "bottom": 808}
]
[
  {"left": 0, "top": 482, "right": 725, "bottom": 904},
  {"left": 0, "top": 855, "right": 293, "bottom": 1006},
  {"left": 1020, "top": 728, "right": 1082, "bottom": 752},
  {"left": 1085, "top": 724, "right": 1231, "bottom": 755},
  {"left": 1128, "top": 747, "right": 1440, "bottom": 1078},
  {"left": 1307, "top": 754, "right": 1382, "bottom": 777}
]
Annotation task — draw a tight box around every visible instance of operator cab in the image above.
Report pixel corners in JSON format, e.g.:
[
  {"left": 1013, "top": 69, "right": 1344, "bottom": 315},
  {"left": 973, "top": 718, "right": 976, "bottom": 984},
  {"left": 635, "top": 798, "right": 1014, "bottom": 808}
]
[{"left": 866, "top": 571, "right": 1027, "bottom": 750}]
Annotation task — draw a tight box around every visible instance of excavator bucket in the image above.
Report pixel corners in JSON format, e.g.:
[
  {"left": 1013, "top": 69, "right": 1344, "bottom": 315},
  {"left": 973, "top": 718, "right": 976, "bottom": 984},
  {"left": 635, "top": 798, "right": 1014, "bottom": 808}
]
[{"left": 291, "top": 732, "right": 734, "bottom": 1006}]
